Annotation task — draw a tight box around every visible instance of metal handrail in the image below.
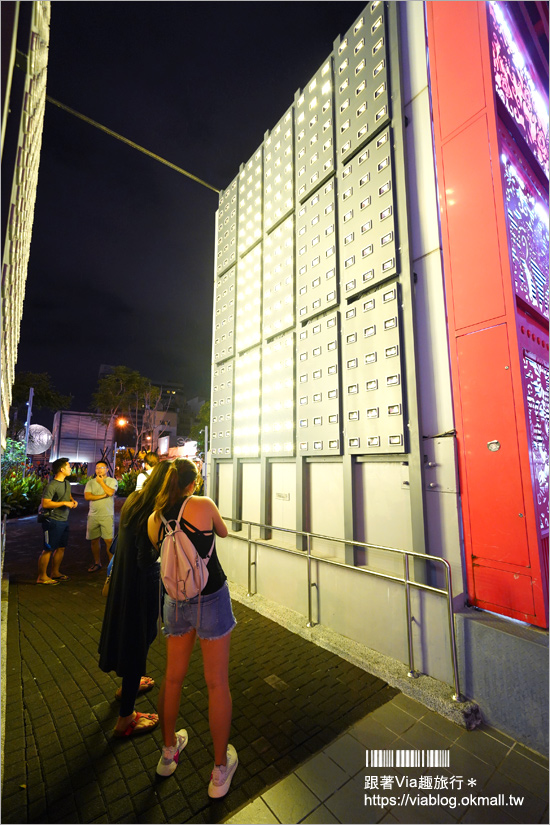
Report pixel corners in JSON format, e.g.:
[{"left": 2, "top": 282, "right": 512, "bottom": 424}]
[{"left": 223, "top": 515, "right": 464, "bottom": 702}]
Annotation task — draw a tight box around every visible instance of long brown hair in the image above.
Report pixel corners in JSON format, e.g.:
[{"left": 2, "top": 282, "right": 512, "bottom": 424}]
[
  {"left": 154, "top": 458, "right": 198, "bottom": 514},
  {"left": 121, "top": 460, "right": 173, "bottom": 530}
]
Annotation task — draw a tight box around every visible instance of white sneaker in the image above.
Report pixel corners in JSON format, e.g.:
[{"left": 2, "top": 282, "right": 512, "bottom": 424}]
[
  {"left": 208, "top": 744, "right": 238, "bottom": 798},
  {"left": 156, "top": 729, "right": 188, "bottom": 777}
]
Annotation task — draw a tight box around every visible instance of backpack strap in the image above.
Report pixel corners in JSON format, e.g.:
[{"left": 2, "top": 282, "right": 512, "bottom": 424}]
[
  {"left": 159, "top": 497, "right": 188, "bottom": 533},
  {"left": 204, "top": 534, "right": 215, "bottom": 565},
  {"left": 179, "top": 497, "right": 215, "bottom": 565}
]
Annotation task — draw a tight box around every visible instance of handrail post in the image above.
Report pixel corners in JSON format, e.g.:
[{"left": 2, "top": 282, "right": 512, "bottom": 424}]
[
  {"left": 306, "top": 533, "right": 314, "bottom": 627},
  {"left": 444, "top": 563, "right": 464, "bottom": 702},
  {"left": 246, "top": 522, "right": 253, "bottom": 597},
  {"left": 404, "top": 554, "right": 418, "bottom": 679},
  {"left": 223, "top": 514, "right": 467, "bottom": 698}
]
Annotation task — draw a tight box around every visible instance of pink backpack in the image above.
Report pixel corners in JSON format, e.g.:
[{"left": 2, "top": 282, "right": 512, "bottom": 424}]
[{"left": 159, "top": 498, "right": 214, "bottom": 602}]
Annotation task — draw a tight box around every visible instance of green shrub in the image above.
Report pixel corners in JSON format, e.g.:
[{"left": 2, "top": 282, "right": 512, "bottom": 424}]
[
  {"left": 1, "top": 439, "right": 26, "bottom": 479},
  {"left": 70, "top": 473, "right": 93, "bottom": 485},
  {"left": 1, "top": 471, "right": 45, "bottom": 518},
  {"left": 117, "top": 471, "right": 138, "bottom": 497}
]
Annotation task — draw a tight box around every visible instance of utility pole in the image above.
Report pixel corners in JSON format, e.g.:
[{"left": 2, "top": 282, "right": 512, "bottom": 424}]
[{"left": 22, "top": 386, "right": 34, "bottom": 477}]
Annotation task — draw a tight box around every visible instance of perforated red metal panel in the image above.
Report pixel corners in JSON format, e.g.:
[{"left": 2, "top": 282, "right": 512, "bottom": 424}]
[
  {"left": 441, "top": 116, "right": 506, "bottom": 330},
  {"left": 427, "top": 1, "right": 548, "bottom": 627},
  {"left": 457, "top": 325, "right": 529, "bottom": 566}
]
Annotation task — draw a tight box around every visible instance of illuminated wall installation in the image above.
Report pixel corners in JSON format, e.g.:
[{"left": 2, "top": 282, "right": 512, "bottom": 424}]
[{"left": 211, "top": 2, "right": 417, "bottom": 475}]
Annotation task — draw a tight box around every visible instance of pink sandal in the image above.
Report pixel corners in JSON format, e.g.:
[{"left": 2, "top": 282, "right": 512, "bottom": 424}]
[{"left": 113, "top": 712, "right": 158, "bottom": 738}]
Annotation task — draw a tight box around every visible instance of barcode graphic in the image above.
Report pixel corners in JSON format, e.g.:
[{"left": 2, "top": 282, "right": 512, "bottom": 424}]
[{"left": 366, "top": 749, "right": 450, "bottom": 768}]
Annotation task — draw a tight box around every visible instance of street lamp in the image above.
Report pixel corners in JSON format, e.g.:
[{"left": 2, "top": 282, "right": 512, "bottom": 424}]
[{"left": 113, "top": 418, "right": 128, "bottom": 476}]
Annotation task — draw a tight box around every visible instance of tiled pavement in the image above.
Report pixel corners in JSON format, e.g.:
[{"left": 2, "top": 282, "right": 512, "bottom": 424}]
[
  {"left": 1, "top": 496, "right": 548, "bottom": 824},
  {"left": 225, "top": 694, "right": 549, "bottom": 825}
]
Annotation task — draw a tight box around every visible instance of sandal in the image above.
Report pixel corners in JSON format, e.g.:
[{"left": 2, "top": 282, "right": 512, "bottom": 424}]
[
  {"left": 115, "top": 676, "right": 155, "bottom": 701},
  {"left": 113, "top": 711, "right": 158, "bottom": 738},
  {"left": 88, "top": 563, "right": 102, "bottom": 573},
  {"left": 52, "top": 574, "right": 70, "bottom": 581}
]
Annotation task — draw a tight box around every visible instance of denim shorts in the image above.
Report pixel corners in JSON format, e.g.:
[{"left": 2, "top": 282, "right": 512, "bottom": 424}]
[{"left": 162, "top": 581, "right": 237, "bottom": 640}]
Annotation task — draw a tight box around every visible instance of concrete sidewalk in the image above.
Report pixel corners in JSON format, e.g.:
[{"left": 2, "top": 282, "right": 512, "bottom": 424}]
[{"left": 1, "top": 499, "right": 548, "bottom": 824}]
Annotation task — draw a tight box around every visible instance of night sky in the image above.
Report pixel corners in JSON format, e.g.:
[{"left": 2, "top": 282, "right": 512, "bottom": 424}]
[{"left": 15, "top": 1, "right": 366, "bottom": 422}]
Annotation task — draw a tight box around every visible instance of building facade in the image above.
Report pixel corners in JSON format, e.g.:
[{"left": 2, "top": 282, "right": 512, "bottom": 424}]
[
  {"left": 50, "top": 410, "right": 115, "bottom": 466},
  {"left": 1, "top": 1, "right": 51, "bottom": 448},
  {"left": 208, "top": 2, "right": 549, "bottom": 750}
]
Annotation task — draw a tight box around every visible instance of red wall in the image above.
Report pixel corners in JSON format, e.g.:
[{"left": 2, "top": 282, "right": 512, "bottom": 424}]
[{"left": 426, "top": 1, "right": 548, "bottom": 627}]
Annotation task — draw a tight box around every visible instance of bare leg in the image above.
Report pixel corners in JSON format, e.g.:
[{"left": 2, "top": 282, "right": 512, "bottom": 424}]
[
  {"left": 104, "top": 538, "right": 113, "bottom": 560},
  {"left": 37, "top": 550, "right": 54, "bottom": 583},
  {"left": 50, "top": 547, "right": 65, "bottom": 578},
  {"left": 90, "top": 539, "right": 101, "bottom": 566},
  {"left": 159, "top": 631, "right": 196, "bottom": 747},
  {"left": 200, "top": 632, "right": 232, "bottom": 766}
]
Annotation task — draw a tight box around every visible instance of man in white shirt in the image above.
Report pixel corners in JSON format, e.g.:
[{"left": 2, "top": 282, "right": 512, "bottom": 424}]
[
  {"left": 135, "top": 451, "right": 159, "bottom": 491},
  {"left": 85, "top": 461, "right": 118, "bottom": 572}
]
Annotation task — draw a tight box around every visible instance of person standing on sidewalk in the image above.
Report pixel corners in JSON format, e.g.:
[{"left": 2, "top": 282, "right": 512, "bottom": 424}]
[
  {"left": 37, "top": 457, "right": 77, "bottom": 585},
  {"left": 135, "top": 452, "right": 159, "bottom": 492},
  {"left": 147, "top": 458, "right": 238, "bottom": 797},
  {"left": 85, "top": 461, "right": 118, "bottom": 573},
  {"left": 98, "top": 460, "right": 172, "bottom": 737}
]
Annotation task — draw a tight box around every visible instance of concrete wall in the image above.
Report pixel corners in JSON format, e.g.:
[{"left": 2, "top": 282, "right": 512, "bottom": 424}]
[
  {"left": 456, "top": 610, "right": 549, "bottom": 754},
  {"left": 217, "top": 530, "right": 454, "bottom": 686},
  {"left": 399, "top": 0, "right": 464, "bottom": 604}
]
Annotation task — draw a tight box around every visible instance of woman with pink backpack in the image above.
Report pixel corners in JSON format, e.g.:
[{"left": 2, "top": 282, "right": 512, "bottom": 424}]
[{"left": 147, "top": 458, "right": 238, "bottom": 798}]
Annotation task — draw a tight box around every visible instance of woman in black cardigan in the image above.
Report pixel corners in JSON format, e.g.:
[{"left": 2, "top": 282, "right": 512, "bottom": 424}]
[{"left": 98, "top": 460, "right": 172, "bottom": 736}]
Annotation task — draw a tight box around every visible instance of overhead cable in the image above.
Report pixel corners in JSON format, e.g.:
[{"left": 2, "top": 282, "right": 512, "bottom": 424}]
[{"left": 46, "top": 96, "right": 220, "bottom": 194}]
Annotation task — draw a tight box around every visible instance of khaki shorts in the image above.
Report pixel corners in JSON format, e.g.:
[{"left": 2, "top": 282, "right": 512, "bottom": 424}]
[{"left": 86, "top": 516, "right": 114, "bottom": 541}]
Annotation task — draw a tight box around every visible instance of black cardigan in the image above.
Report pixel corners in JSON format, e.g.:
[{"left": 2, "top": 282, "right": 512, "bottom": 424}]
[{"left": 98, "top": 518, "right": 158, "bottom": 677}]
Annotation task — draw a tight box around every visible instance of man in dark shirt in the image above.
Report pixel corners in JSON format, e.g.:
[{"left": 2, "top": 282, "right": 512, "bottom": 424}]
[{"left": 37, "top": 457, "right": 78, "bottom": 584}]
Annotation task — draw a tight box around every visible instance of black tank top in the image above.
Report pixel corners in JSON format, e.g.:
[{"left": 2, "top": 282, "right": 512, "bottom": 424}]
[{"left": 162, "top": 498, "right": 226, "bottom": 596}]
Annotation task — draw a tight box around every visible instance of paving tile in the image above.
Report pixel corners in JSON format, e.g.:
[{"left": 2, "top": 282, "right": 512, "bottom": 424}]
[
  {"left": 390, "top": 694, "right": 427, "bottom": 719},
  {"left": 481, "top": 769, "right": 548, "bottom": 824},
  {"left": 513, "top": 742, "right": 549, "bottom": 769},
  {"left": 447, "top": 742, "right": 496, "bottom": 788},
  {"left": 324, "top": 733, "right": 368, "bottom": 777},
  {"left": 400, "top": 720, "right": 455, "bottom": 753},
  {"left": 498, "top": 749, "right": 549, "bottom": 800},
  {"left": 349, "top": 715, "right": 400, "bottom": 750},
  {"left": 460, "top": 806, "right": 522, "bottom": 823},
  {"left": 108, "top": 795, "right": 136, "bottom": 821},
  {"left": 454, "top": 727, "right": 511, "bottom": 767},
  {"left": 388, "top": 800, "right": 457, "bottom": 824},
  {"left": 261, "top": 773, "right": 319, "bottom": 824},
  {"left": 225, "top": 798, "right": 280, "bottom": 824},
  {"left": 296, "top": 752, "right": 349, "bottom": 800},
  {"left": 478, "top": 725, "right": 516, "bottom": 748},
  {"left": 300, "top": 803, "right": 340, "bottom": 823},
  {"left": 368, "top": 703, "right": 419, "bottom": 736},
  {"left": 161, "top": 792, "right": 191, "bottom": 819},
  {"left": 419, "top": 710, "right": 465, "bottom": 744},
  {"left": 324, "top": 772, "right": 387, "bottom": 824}
]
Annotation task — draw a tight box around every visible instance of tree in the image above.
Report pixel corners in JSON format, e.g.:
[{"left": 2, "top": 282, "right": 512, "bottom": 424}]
[
  {"left": 91, "top": 366, "right": 161, "bottom": 462},
  {"left": 189, "top": 401, "right": 210, "bottom": 453},
  {"left": 9, "top": 372, "right": 72, "bottom": 436}
]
